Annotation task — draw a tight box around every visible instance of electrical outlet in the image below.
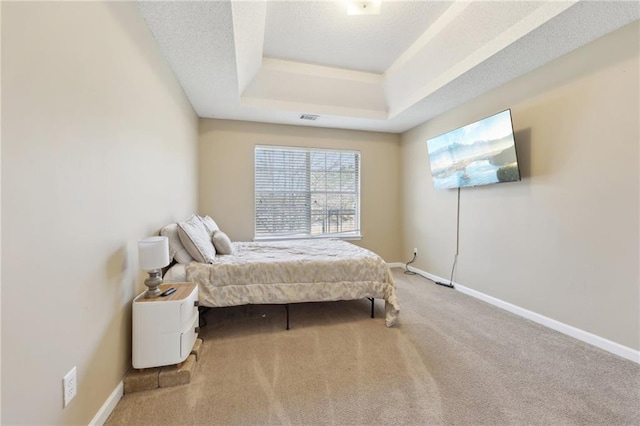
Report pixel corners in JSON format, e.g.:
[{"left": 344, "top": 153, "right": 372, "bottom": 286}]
[
  {"left": 63, "top": 367, "right": 77, "bottom": 408},
  {"left": 413, "top": 247, "right": 418, "bottom": 256}
]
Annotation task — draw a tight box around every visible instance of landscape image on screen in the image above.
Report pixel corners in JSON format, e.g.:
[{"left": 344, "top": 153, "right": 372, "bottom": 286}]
[{"left": 426, "top": 110, "right": 521, "bottom": 189}]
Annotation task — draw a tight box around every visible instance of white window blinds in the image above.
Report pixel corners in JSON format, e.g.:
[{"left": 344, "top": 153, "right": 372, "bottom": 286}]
[{"left": 255, "top": 146, "right": 361, "bottom": 239}]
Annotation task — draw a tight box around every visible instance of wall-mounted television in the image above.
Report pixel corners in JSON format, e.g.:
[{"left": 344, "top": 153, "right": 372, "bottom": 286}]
[{"left": 426, "top": 109, "right": 521, "bottom": 189}]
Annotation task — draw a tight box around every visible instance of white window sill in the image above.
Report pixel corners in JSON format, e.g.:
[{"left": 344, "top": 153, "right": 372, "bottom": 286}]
[{"left": 253, "top": 233, "right": 362, "bottom": 242}]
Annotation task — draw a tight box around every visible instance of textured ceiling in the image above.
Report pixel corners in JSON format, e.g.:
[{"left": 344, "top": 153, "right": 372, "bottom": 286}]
[
  {"left": 263, "top": 1, "right": 451, "bottom": 73},
  {"left": 137, "top": 1, "right": 639, "bottom": 134}
]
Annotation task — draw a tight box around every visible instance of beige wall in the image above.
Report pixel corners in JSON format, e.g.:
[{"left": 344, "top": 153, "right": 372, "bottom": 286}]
[
  {"left": 2, "top": 4, "right": 635, "bottom": 424},
  {"left": 401, "top": 22, "right": 639, "bottom": 350},
  {"left": 199, "top": 119, "right": 402, "bottom": 262},
  {"left": 2, "top": 2, "right": 198, "bottom": 424}
]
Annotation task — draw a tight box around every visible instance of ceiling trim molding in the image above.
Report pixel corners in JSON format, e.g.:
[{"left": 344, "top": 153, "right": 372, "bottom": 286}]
[
  {"left": 231, "top": 1, "right": 267, "bottom": 94},
  {"left": 385, "top": 1, "right": 470, "bottom": 76},
  {"left": 261, "top": 57, "right": 384, "bottom": 84},
  {"left": 387, "top": 0, "right": 580, "bottom": 118},
  {"left": 241, "top": 96, "right": 388, "bottom": 120}
]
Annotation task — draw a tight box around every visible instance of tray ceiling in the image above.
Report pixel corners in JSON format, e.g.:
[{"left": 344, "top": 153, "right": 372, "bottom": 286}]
[{"left": 137, "top": 1, "right": 639, "bottom": 133}]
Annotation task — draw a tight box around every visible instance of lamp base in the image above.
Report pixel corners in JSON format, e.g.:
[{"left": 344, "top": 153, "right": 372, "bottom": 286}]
[{"left": 144, "top": 269, "right": 164, "bottom": 298}]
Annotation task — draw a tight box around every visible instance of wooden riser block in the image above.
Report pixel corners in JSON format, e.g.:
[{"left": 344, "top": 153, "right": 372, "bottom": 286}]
[
  {"left": 123, "top": 368, "right": 160, "bottom": 394},
  {"left": 158, "top": 354, "right": 196, "bottom": 388},
  {"left": 191, "top": 338, "right": 203, "bottom": 361},
  {"left": 124, "top": 339, "right": 203, "bottom": 394}
]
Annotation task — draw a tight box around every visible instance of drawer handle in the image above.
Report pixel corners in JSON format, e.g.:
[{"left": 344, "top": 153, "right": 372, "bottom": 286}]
[
  {"left": 194, "top": 301, "right": 199, "bottom": 307},
  {"left": 195, "top": 327, "right": 200, "bottom": 334}
]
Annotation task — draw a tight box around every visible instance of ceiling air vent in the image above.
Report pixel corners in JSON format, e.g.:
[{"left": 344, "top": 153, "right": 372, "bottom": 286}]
[{"left": 299, "top": 114, "right": 319, "bottom": 121}]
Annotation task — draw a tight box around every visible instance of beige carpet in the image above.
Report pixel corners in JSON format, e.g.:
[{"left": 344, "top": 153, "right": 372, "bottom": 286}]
[{"left": 106, "top": 269, "right": 640, "bottom": 425}]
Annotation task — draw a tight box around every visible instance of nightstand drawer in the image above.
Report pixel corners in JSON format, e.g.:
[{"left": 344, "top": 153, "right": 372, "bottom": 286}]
[
  {"left": 180, "top": 287, "right": 199, "bottom": 328},
  {"left": 180, "top": 314, "right": 199, "bottom": 359}
]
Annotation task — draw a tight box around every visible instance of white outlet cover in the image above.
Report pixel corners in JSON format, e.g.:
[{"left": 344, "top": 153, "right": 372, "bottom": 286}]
[{"left": 63, "top": 366, "right": 77, "bottom": 407}]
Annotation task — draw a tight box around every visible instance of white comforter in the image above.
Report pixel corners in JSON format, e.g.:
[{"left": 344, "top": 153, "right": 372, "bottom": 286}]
[{"left": 185, "top": 239, "right": 399, "bottom": 326}]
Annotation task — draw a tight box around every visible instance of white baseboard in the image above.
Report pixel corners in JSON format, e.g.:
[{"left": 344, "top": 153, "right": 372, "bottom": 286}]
[
  {"left": 89, "top": 380, "right": 123, "bottom": 425},
  {"left": 387, "top": 262, "right": 406, "bottom": 269},
  {"left": 400, "top": 265, "right": 640, "bottom": 364}
]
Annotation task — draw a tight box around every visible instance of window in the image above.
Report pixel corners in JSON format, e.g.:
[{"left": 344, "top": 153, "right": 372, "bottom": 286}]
[{"left": 255, "top": 146, "right": 361, "bottom": 240}]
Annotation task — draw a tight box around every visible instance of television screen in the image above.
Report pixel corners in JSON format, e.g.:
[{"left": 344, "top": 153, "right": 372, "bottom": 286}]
[{"left": 426, "top": 109, "right": 521, "bottom": 189}]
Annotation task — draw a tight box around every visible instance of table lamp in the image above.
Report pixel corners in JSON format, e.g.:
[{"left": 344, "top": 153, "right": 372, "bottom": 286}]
[{"left": 137, "top": 236, "right": 170, "bottom": 298}]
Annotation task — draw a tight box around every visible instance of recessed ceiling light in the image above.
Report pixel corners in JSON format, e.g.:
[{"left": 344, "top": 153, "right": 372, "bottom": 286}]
[{"left": 347, "top": 0, "right": 381, "bottom": 16}]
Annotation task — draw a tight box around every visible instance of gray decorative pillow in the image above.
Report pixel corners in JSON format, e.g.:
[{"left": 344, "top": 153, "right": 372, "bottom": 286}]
[
  {"left": 199, "top": 215, "right": 220, "bottom": 237},
  {"left": 177, "top": 215, "right": 216, "bottom": 263},
  {"left": 212, "top": 230, "right": 233, "bottom": 255},
  {"left": 160, "top": 223, "right": 194, "bottom": 264}
]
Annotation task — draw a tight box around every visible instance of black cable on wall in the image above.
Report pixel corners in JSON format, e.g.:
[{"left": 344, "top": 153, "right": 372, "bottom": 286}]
[{"left": 435, "top": 187, "right": 459, "bottom": 289}]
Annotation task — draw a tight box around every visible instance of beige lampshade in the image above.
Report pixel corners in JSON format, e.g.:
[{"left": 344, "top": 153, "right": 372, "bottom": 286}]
[{"left": 137, "top": 236, "right": 170, "bottom": 271}]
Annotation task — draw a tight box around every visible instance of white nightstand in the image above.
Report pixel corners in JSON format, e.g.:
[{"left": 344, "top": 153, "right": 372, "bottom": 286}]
[{"left": 132, "top": 282, "right": 199, "bottom": 369}]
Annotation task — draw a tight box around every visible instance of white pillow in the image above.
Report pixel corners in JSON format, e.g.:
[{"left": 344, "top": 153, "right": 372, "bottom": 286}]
[
  {"left": 160, "top": 223, "right": 194, "bottom": 264},
  {"left": 178, "top": 215, "right": 216, "bottom": 263},
  {"left": 163, "top": 264, "right": 187, "bottom": 283},
  {"left": 212, "top": 230, "right": 233, "bottom": 255},
  {"left": 199, "top": 215, "right": 220, "bottom": 237}
]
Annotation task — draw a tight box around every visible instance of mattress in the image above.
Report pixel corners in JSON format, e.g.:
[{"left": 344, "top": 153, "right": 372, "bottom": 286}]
[{"left": 183, "top": 239, "right": 399, "bottom": 326}]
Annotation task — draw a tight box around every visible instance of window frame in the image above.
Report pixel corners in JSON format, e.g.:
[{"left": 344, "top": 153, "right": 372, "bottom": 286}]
[{"left": 254, "top": 145, "right": 362, "bottom": 241}]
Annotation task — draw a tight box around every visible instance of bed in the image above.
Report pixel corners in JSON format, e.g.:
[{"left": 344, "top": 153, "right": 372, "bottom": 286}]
[{"left": 164, "top": 238, "right": 399, "bottom": 327}]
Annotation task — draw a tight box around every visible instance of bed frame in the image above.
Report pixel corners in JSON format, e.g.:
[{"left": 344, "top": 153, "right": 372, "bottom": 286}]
[{"left": 198, "top": 297, "right": 377, "bottom": 330}]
